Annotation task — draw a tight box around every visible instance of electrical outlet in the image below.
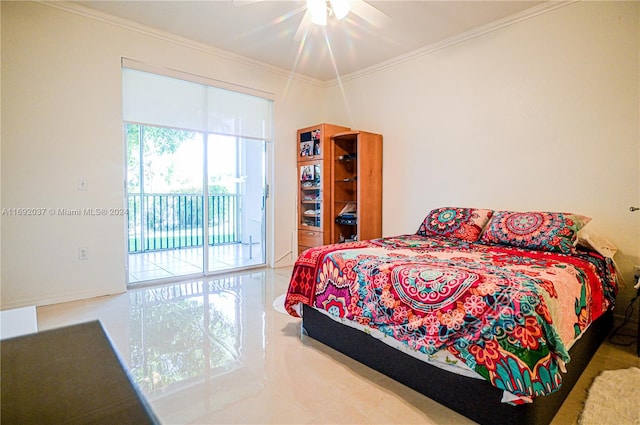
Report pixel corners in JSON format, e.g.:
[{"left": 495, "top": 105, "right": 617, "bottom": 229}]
[{"left": 79, "top": 247, "right": 88, "bottom": 260}]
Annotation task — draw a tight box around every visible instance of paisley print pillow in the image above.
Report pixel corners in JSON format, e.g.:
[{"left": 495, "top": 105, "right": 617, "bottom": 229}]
[
  {"left": 417, "top": 207, "right": 493, "bottom": 242},
  {"left": 479, "top": 211, "right": 591, "bottom": 253}
]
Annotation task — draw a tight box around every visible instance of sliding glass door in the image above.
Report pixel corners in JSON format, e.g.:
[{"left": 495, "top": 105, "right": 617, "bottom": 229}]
[
  {"left": 205, "top": 134, "right": 266, "bottom": 274},
  {"left": 126, "top": 125, "right": 267, "bottom": 284},
  {"left": 122, "top": 64, "right": 272, "bottom": 285}
]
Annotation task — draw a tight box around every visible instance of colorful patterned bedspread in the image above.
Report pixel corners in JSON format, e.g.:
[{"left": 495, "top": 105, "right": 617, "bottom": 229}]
[{"left": 285, "top": 235, "right": 617, "bottom": 400}]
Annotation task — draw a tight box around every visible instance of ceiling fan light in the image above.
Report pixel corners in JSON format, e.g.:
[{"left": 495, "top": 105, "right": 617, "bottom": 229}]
[
  {"left": 330, "top": 0, "right": 351, "bottom": 20},
  {"left": 307, "top": 0, "right": 327, "bottom": 26}
]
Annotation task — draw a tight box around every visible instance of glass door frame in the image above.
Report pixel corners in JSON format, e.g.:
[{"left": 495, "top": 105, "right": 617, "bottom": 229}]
[{"left": 124, "top": 123, "right": 269, "bottom": 287}]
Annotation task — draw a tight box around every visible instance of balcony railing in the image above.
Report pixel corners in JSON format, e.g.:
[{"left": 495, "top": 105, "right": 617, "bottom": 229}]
[{"left": 128, "top": 193, "right": 240, "bottom": 253}]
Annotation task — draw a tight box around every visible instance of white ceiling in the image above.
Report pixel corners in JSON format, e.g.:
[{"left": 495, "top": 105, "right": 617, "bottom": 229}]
[{"left": 74, "top": 0, "right": 545, "bottom": 82}]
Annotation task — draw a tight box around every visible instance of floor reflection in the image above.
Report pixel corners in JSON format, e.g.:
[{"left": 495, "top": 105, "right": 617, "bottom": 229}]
[
  {"left": 128, "top": 278, "right": 245, "bottom": 396},
  {"left": 126, "top": 275, "right": 267, "bottom": 424}
]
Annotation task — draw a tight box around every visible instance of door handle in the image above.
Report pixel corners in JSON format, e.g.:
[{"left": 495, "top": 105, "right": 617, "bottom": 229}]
[{"left": 630, "top": 207, "right": 639, "bottom": 212}]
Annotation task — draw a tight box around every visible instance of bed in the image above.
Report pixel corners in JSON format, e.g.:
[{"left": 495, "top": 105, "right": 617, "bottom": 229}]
[{"left": 285, "top": 208, "right": 618, "bottom": 425}]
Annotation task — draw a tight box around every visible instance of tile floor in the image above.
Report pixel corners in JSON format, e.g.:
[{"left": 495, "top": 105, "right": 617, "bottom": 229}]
[
  {"left": 128, "top": 243, "right": 264, "bottom": 283},
  {"left": 37, "top": 268, "right": 639, "bottom": 425}
]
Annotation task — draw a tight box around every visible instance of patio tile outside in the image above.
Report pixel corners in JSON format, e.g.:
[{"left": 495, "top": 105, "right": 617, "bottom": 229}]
[{"left": 128, "top": 243, "right": 264, "bottom": 284}]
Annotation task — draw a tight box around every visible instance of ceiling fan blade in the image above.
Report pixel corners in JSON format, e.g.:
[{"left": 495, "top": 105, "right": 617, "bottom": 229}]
[
  {"left": 349, "top": 0, "right": 391, "bottom": 28},
  {"left": 294, "top": 10, "right": 313, "bottom": 42}
]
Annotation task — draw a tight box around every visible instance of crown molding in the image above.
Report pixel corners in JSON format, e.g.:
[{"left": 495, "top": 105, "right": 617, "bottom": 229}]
[
  {"left": 36, "top": 0, "right": 576, "bottom": 89},
  {"left": 326, "top": 1, "right": 577, "bottom": 87},
  {"left": 37, "top": 1, "right": 327, "bottom": 88}
]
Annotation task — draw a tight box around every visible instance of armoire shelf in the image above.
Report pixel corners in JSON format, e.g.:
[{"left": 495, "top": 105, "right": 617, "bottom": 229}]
[
  {"left": 330, "top": 131, "right": 383, "bottom": 244},
  {"left": 296, "top": 124, "right": 382, "bottom": 254},
  {"left": 297, "top": 123, "right": 351, "bottom": 254}
]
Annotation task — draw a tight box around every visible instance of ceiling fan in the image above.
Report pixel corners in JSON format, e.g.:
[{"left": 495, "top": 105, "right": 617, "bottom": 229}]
[{"left": 234, "top": 0, "right": 391, "bottom": 41}]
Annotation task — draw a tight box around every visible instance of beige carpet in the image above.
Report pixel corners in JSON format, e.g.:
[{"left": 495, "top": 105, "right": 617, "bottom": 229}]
[{"left": 579, "top": 367, "right": 640, "bottom": 425}]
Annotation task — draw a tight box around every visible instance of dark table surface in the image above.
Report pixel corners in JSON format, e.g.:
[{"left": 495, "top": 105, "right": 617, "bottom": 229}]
[{"left": 1, "top": 320, "right": 159, "bottom": 425}]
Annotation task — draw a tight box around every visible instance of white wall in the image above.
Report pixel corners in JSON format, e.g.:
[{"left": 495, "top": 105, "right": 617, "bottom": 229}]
[
  {"left": 326, "top": 1, "right": 640, "bottom": 316},
  {"left": 1, "top": 1, "right": 324, "bottom": 308}
]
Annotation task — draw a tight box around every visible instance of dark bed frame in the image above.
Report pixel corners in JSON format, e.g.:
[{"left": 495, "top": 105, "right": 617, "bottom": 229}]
[{"left": 302, "top": 304, "right": 613, "bottom": 425}]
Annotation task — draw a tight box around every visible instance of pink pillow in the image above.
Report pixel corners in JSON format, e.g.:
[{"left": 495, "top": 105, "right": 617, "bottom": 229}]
[
  {"left": 417, "top": 207, "right": 493, "bottom": 242},
  {"left": 479, "top": 211, "right": 591, "bottom": 254}
]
